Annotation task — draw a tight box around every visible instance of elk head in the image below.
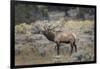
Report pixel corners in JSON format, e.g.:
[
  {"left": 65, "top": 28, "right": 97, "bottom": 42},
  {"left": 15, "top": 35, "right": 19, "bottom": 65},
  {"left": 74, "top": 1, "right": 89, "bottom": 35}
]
[{"left": 42, "top": 24, "right": 59, "bottom": 42}]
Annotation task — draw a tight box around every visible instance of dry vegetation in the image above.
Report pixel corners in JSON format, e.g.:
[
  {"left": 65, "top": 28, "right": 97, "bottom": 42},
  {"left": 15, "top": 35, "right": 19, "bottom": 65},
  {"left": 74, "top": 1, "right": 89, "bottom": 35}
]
[{"left": 15, "top": 20, "right": 95, "bottom": 65}]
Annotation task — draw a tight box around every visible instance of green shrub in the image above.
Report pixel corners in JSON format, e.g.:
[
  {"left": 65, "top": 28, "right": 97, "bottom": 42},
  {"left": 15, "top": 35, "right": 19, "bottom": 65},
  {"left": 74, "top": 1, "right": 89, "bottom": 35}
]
[{"left": 15, "top": 23, "right": 32, "bottom": 34}]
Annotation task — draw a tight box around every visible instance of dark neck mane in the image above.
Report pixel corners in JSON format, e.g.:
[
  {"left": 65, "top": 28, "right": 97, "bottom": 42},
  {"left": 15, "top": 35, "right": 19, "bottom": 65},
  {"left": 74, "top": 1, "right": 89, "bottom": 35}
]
[{"left": 45, "top": 32, "right": 55, "bottom": 41}]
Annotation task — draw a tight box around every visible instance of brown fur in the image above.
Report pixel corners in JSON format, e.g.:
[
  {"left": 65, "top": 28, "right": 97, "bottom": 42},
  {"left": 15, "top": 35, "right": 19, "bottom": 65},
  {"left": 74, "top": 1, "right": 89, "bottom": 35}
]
[{"left": 42, "top": 26, "right": 77, "bottom": 55}]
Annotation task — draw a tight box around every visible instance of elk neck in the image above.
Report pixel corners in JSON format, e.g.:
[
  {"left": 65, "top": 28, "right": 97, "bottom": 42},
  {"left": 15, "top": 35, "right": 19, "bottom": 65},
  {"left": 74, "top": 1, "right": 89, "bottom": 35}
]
[{"left": 44, "top": 31, "right": 55, "bottom": 42}]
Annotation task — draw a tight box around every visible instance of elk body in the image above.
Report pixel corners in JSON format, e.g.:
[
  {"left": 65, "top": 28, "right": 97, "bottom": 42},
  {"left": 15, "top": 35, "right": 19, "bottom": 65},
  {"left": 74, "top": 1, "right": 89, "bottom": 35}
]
[{"left": 42, "top": 24, "right": 77, "bottom": 55}]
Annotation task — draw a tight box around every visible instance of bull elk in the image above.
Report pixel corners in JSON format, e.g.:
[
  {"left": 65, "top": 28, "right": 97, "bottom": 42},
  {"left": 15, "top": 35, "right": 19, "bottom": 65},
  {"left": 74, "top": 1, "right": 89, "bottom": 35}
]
[{"left": 42, "top": 24, "right": 77, "bottom": 55}]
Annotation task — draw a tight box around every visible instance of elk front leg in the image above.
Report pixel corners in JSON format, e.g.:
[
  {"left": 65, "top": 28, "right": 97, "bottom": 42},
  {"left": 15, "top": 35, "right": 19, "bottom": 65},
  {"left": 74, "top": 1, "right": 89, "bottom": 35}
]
[{"left": 56, "top": 42, "right": 60, "bottom": 55}]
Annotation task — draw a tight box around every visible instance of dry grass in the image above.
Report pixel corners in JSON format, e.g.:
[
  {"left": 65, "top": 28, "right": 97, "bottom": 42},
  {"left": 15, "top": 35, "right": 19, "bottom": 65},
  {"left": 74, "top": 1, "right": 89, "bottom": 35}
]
[
  {"left": 15, "top": 20, "right": 95, "bottom": 65},
  {"left": 64, "top": 20, "right": 94, "bottom": 29}
]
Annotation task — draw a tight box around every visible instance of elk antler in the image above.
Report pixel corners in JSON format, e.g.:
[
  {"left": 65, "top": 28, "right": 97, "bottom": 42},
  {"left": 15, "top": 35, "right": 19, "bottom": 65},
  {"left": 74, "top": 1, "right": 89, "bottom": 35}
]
[
  {"left": 50, "top": 24, "right": 60, "bottom": 30},
  {"left": 43, "top": 24, "right": 48, "bottom": 31},
  {"left": 43, "top": 22, "right": 60, "bottom": 31}
]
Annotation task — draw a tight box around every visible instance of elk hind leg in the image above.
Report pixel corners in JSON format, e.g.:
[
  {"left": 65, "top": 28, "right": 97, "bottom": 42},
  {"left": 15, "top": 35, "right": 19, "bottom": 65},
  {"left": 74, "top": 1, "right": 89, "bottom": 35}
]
[
  {"left": 74, "top": 42, "right": 77, "bottom": 52},
  {"left": 70, "top": 43, "right": 74, "bottom": 55}
]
